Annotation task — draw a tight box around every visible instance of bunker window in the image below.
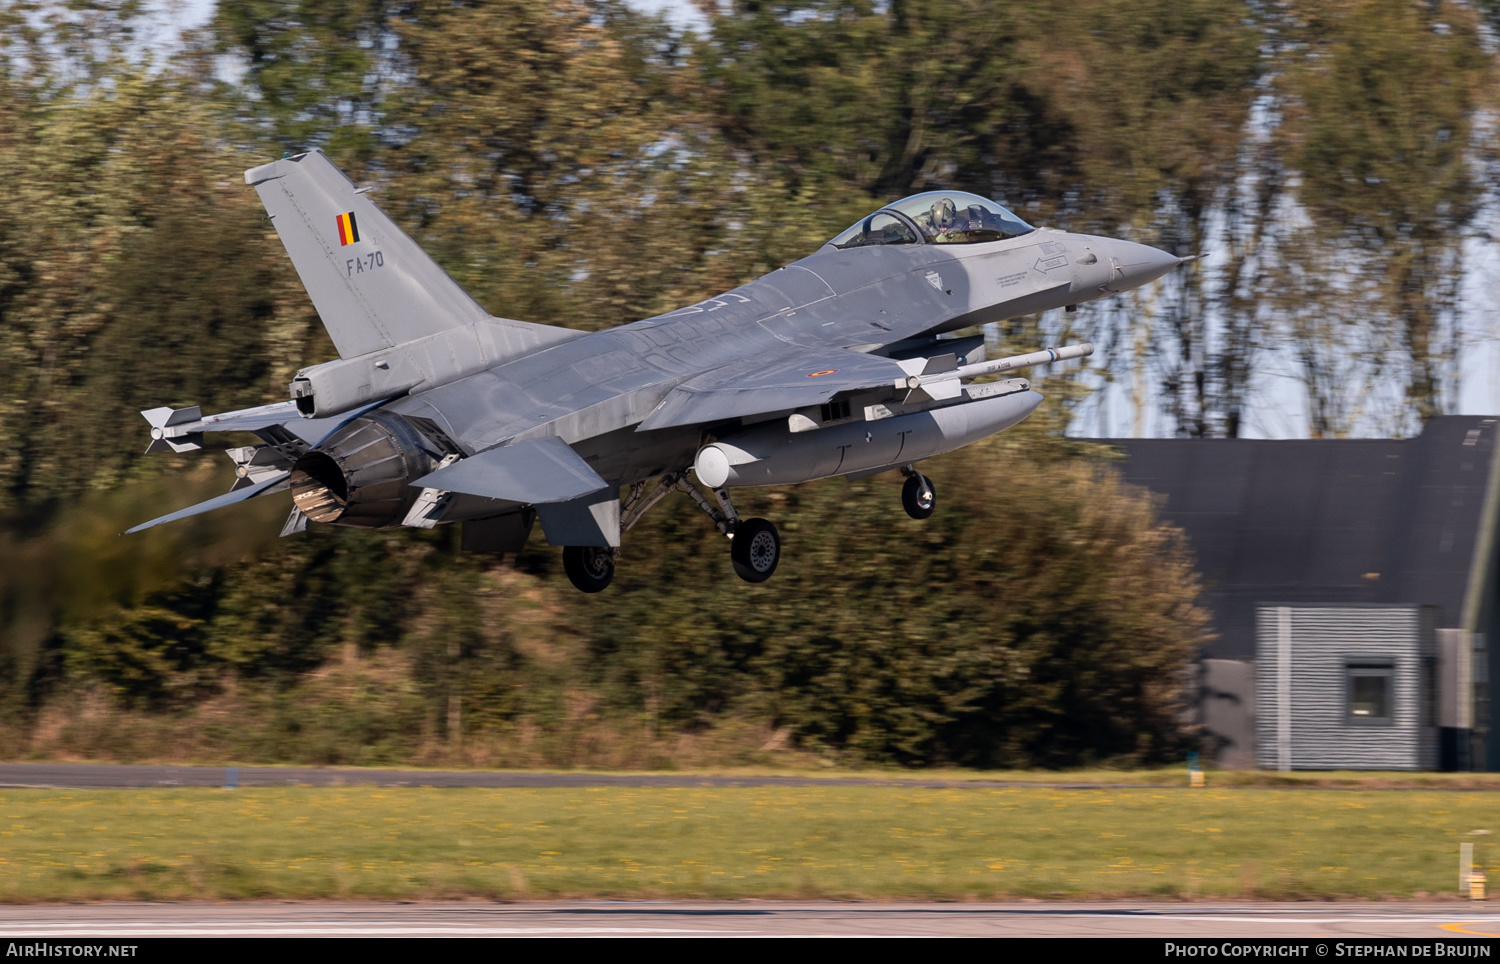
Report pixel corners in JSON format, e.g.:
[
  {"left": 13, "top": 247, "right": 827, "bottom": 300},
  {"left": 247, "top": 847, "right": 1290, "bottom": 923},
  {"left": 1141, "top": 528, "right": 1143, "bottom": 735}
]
[{"left": 1346, "top": 658, "right": 1395, "bottom": 726}]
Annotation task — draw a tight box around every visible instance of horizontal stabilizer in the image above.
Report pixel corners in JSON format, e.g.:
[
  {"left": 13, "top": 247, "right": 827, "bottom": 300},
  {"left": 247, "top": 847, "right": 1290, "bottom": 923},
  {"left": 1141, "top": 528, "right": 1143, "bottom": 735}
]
[
  {"left": 411, "top": 436, "right": 609, "bottom": 505},
  {"left": 638, "top": 348, "right": 909, "bottom": 431},
  {"left": 124, "top": 471, "right": 289, "bottom": 534}
]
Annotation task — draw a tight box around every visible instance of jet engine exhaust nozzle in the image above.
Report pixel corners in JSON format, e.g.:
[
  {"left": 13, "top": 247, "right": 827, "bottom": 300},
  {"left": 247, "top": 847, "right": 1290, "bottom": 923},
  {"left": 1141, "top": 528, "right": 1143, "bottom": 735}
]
[{"left": 288, "top": 410, "right": 441, "bottom": 527}]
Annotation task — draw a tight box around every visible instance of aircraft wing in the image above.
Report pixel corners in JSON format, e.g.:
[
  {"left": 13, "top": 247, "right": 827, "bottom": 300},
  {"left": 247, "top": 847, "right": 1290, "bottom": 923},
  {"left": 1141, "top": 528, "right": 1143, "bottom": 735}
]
[{"left": 637, "top": 347, "right": 912, "bottom": 431}]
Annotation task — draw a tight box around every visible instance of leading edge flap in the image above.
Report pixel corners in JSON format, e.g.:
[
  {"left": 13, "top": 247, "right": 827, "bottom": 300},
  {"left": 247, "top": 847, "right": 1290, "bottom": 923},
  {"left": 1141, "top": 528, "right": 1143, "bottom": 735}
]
[{"left": 637, "top": 346, "right": 910, "bottom": 432}]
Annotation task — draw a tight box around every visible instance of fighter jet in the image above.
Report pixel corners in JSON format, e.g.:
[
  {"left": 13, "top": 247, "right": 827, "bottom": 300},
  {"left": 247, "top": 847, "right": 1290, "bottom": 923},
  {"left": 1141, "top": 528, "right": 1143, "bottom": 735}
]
[{"left": 131, "top": 151, "right": 1185, "bottom": 592}]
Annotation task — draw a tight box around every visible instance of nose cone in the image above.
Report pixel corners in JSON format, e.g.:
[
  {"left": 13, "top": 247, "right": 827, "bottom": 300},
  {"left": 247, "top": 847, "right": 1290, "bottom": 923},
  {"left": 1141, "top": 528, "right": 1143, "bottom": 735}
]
[{"left": 1108, "top": 240, "right": 1182, "bottom": 291}]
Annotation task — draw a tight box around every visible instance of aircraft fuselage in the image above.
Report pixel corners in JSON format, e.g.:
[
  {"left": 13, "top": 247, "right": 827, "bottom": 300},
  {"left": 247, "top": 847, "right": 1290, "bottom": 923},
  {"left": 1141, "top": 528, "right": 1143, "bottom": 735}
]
[{"left": 384, "top": 227, "right": 1174, "bottom": 504}]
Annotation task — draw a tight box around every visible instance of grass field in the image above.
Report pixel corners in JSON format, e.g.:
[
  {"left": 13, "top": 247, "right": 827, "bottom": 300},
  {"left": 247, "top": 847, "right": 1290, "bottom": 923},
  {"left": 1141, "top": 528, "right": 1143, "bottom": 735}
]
[{"left": 1, "top": 784, "right": 1497, "bottom": 902}]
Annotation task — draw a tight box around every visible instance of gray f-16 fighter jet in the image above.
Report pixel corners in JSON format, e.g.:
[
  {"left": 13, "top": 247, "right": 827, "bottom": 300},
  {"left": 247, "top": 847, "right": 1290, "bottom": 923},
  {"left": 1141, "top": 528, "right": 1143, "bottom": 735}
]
[{"left": 131, "top": 151, "right": 1185, "bottom": 592}]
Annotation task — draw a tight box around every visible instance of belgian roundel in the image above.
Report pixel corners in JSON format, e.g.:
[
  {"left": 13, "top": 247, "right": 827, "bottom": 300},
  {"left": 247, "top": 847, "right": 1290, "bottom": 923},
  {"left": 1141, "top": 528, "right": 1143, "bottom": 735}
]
[{"left": 335, "top": 212, "right": 360, "bottom": 247}]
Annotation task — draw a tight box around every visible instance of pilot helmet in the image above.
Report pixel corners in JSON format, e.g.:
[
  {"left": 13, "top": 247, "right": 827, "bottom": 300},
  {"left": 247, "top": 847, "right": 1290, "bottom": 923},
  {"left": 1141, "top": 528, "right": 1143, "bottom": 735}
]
[{"left": 930, "top": 197, "right": 958, "bottom": 230}]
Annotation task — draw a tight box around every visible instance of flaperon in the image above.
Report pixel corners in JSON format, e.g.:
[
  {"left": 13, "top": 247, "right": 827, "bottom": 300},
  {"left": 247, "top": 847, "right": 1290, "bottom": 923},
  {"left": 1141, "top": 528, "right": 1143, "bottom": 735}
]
[{"left": 131, "top": 151, "right": 1185, "bottom": 592}]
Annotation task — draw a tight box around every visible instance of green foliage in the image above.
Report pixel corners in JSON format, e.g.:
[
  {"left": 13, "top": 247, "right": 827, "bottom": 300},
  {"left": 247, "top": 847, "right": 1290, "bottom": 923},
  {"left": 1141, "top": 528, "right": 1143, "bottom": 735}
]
[
  {"left": 375, "top": 0, "right": 736, "bottom": 330},
  {"left": 212, "top": 0, "right": 395, "bottom": 159},
  {"left": 701, "top": 0, "right": 1026, "bottom": 199},
  {"left": 580, "top": 434, "right": 1206, "bottom": 767},
  {"left": 0, "top": 62, "right": 325, "bottom": 521},
  {"left": 11, "top": 435, "right": 1209, "bottom": 769},
  {"left": 63, "top": 600, "right": 212, "bottom": 708},
  {"left": 1275, "top": 0, "right": 1491, "bottom": 424},
  {"left": 1286, "top": 0, "right": 1486, "bottom": 239}
]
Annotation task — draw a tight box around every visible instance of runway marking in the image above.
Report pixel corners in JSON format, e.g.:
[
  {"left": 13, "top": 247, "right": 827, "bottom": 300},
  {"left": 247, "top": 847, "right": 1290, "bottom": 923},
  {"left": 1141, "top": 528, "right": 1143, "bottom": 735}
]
[
  {"left": 0, "top": 926, "right": 725, "bottom": 936},
  {"left": 1441, "top": 921, "right": 1500, "bottom": 937},
  {"left": 5, "top": 906, "right": 1499, "bottom": 938},
  {"left": 0, "top": 925, "right": 938, "bottom": 938},
  {"left": 1117, "top": 915, "right": 1500, "bottom": 923}
]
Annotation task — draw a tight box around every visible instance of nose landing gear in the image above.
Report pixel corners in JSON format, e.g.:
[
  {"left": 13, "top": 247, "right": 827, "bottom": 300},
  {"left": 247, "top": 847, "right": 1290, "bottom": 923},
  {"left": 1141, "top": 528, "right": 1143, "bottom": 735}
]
[
  {"left": 730, "top": 517, "right": 781, "bottom": 583},
  {"left": 901, "top": 466, "right": 936, "bottom": 520}
]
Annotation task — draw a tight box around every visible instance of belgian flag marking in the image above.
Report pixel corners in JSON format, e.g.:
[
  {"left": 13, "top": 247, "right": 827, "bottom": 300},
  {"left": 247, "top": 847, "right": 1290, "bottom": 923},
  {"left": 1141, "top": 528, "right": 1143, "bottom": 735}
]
[{"left": 335, "top": 211, "right": 360, "bottom": 247}]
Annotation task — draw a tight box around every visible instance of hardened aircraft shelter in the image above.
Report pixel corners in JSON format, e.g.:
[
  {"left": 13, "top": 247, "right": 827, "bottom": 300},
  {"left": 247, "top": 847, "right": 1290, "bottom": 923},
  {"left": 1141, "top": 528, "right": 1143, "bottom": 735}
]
[{"left": 1106, "top": 416, "right": 1500, "bottom": 771}]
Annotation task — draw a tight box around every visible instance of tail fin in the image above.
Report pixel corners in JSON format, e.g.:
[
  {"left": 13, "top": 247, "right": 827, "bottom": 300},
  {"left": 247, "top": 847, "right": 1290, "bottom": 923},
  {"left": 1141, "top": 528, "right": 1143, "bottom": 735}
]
[{"left": 245, "top": 151, "right": 492, "bottom": 359}]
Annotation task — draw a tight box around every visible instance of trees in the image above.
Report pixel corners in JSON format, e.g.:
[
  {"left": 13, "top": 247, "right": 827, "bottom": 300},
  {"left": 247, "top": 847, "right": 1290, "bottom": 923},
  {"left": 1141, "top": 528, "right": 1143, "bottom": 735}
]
[
  {"left": 0, "top": 21, "right": 322, "bottom": 522},
  {"left": 21, "top": 434, "right": 1210, "bottom": 767},
  {"left": 1271, "top": 0, "right": 1490, "bottom": 435},
  {"left": 582, "top": 432, "right": 1209, "bottom": 767}
]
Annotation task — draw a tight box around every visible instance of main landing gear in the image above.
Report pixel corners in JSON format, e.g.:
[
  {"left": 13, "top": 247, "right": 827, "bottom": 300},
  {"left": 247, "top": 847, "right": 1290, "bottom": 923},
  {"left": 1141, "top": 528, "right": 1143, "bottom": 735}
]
[
  {"left": 562, "top": 545, "right": 615, "bottom": 593},
  {"left": 676, "top": 477, "right": 782, "bottom": 584},
  {"left": 558, "top": 472, "right": 783, "bottom": 592},
  {"left": 558, "top": 465, "right": 934, "bottom": 591},
  {"left": 901, "top": 465, "right": 936, "bottom": 520}
]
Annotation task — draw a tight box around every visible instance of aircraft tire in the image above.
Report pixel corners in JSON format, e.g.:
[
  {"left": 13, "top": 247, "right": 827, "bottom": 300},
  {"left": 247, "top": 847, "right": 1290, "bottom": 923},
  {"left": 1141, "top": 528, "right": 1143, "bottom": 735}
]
[
  {"left": 730, "top": 518, "right": 780, "bottom": 583},
  {"left": 902, "top": 473, "right": 936, "bottom": 520},
  {"left": 562, "top": 545, "right": 615, "bottom": 593}
]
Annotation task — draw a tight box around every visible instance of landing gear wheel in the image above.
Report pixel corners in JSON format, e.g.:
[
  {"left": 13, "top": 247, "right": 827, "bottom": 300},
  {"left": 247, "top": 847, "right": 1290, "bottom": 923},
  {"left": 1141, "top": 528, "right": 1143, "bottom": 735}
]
[
  {"left": 902, "top": 474, "right": 936, "bottom": 520},
  {"left": 562, "top": 545, "right": 615, "bottom": 593},
  {"left": 730, "top": 518, "right": 781, "bottom": 583}
]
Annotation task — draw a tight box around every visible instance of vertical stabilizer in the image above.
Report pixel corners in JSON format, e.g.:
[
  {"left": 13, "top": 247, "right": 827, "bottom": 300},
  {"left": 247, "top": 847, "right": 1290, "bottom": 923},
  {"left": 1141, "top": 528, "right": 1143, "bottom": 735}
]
[{"left": 245, "top": 151, "right": 491, "bottom": 359}]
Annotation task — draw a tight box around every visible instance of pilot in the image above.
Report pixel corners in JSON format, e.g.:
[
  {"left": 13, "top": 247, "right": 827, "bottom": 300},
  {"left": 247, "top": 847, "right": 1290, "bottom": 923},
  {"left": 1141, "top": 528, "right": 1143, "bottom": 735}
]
[
  {"left": 929, "top": 198, "right": 1010, "bottom": 243},
  {"left": 927, "top": 198, "right": 957, "bottom": 239},
  {"left": 928, "top": 197, "right": 978, "bottom": 243}
]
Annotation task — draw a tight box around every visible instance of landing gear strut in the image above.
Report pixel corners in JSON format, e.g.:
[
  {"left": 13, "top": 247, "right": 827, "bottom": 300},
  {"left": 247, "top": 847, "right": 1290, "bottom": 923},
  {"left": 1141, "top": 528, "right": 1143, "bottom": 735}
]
[
  {"left": 557, "top": 471, "right": 786, "bottom": 592},
  {"left": 562, "top": 545, "right": 615, "bottom": 593},
  {"left": 677, "top": 477, "right": 782, "bottom": 583},
  {"left": 901, "top": 466, "right": 936, "bottom": 520}
]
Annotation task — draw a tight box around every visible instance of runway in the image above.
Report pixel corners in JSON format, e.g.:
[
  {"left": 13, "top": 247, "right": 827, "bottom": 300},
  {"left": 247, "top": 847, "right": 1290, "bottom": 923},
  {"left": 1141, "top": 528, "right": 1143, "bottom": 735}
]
[
  {"left": 0, "top": 902, "right": 1497, "bottom": 938},
  {"left": 0, "top": 762, "right": 1153, "bottom": 791}
]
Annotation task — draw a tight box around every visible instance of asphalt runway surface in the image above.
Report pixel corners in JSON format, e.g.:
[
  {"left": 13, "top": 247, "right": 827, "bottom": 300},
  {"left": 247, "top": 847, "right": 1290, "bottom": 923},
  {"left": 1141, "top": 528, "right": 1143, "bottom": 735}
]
[
  {"left": 0, "top": 762, "right": 1154, "bottom": 790},
  {"left": 0, "top": 902, "right": 1497, "bottom": 937}
]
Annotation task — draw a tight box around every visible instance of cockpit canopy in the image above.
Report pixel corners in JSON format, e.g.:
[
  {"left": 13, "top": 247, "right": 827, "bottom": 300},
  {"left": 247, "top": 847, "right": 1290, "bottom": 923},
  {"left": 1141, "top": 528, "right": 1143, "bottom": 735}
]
[{"left": 829, "top": 191, "right": 1034, "bottom": 249}]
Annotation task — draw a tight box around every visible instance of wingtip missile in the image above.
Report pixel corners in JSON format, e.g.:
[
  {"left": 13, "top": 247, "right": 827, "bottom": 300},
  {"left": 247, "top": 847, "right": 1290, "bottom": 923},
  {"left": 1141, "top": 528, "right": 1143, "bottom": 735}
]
[{"left": 141, "top": 405, "right": 203, "bottom": 454}]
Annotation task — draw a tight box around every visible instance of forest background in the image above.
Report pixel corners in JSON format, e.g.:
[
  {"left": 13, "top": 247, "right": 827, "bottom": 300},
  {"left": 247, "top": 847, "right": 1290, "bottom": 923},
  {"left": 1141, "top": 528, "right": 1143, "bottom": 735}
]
[{"left": 0, "top": 0, "right": 1495, "bottom": 770}]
